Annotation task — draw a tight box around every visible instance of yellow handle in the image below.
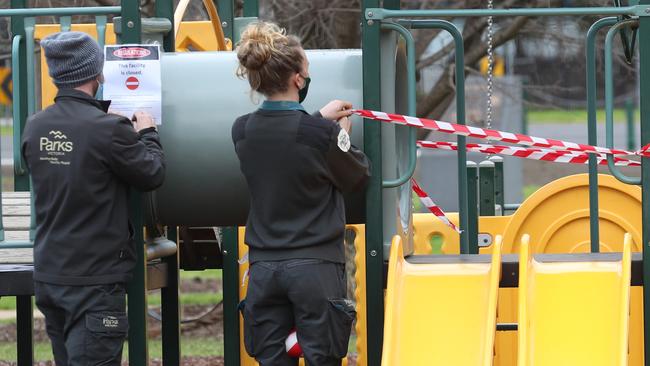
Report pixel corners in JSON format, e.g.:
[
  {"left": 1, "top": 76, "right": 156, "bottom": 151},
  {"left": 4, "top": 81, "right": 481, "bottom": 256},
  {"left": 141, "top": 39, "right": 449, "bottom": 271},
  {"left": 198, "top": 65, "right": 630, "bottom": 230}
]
[{"left": 174, "top": 0, "right": 229, "bottom": 51}]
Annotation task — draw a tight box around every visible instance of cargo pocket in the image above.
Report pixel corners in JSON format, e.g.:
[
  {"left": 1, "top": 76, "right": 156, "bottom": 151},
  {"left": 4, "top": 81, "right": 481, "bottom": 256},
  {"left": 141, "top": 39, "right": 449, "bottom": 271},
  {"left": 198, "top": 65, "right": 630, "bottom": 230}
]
[
  {"left": 239, "top": 299, "right": 256, "bottom": 357},
  {"left": 327, "top": 298, "right": 356, "bottom": 358},
  {"left": 85, "top": 312, "right": 128, "bottom": 365}
]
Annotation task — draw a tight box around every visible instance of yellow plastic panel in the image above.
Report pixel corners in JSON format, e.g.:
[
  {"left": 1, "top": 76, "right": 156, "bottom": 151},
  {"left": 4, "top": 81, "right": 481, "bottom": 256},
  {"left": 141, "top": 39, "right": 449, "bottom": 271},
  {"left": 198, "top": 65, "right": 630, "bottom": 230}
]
[
  {"left": 518, "top": 234, "right": 631, "bottom": 366},
  {"left": 382, "top": 235, "right": 501, "bottom": 366},
  {"left": 503, "top": 174, "right": 641, "bottom": 254},
  {"left": 413, "top": 212, "right": 510, "bottom": 255}
]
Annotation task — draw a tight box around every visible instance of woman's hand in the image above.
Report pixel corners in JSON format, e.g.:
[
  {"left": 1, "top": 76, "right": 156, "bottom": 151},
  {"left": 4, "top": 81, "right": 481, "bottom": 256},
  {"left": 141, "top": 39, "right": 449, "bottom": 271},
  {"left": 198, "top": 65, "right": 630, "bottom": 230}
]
[
  {"left": 319, "top": 100, "right": 353, "bottom": 121},
  {"left": 338, "top": 116, "right": 352, "bottom": 134}
]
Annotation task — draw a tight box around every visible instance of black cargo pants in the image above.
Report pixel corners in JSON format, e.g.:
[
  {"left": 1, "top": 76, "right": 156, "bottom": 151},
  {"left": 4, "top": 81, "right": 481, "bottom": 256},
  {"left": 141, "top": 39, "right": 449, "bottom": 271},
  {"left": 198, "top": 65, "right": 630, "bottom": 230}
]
[
  {"left": 241, "top": 259, "right": 356, "bottom": 366},
  {"left": 34, "top": 281, "right": 128, "bottom": 366}
]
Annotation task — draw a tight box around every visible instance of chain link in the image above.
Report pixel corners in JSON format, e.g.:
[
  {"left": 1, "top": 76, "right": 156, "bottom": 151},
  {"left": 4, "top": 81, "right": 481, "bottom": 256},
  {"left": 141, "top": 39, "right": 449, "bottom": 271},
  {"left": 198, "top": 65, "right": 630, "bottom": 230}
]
[{"left": 485, "top": 0, "right": 495, "bottom": 130}]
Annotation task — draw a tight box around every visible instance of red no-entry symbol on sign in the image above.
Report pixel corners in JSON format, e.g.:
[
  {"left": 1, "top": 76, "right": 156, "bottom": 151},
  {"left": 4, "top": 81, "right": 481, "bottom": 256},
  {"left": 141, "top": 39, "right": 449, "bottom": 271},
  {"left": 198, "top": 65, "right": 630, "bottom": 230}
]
[{"left": 125, "top": 76, "right": 139, "bottom": 90}]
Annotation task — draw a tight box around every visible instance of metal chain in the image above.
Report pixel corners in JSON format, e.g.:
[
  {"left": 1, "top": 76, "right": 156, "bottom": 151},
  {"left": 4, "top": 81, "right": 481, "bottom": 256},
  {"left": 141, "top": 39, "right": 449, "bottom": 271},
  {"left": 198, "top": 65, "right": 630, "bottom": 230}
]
[{"left": 485, "top": 0, "right": 495, "bottom": 130}]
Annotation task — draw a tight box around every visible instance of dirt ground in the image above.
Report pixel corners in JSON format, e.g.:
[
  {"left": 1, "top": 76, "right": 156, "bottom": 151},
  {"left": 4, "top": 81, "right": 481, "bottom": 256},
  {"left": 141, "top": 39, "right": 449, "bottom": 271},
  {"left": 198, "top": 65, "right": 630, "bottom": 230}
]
[
  {"left": 0, "top": 274, "right": 359, "bottom": 365},
  {"left": 0, "top": 355, "right": 359, "bottom": 366}
]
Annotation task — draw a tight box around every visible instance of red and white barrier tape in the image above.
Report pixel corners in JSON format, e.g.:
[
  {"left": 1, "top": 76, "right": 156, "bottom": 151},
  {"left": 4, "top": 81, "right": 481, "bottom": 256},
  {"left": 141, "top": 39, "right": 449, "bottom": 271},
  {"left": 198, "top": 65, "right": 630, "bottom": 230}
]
[
  {"left": 417, "top": 141, "right": 641, "bottom": 167},
  {"left": 411, "top": 179, "right": 461, "bottom": 234},
  {"left": 353, "top": 109, "right": 647, "bottom": 157}
]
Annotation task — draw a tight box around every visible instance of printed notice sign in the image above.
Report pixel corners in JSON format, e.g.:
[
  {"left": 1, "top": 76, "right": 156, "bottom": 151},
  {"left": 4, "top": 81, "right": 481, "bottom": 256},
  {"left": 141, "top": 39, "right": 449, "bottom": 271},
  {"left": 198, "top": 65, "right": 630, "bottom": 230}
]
[{"left": 103, "top": 45, "right": 162, "bottom": 124}]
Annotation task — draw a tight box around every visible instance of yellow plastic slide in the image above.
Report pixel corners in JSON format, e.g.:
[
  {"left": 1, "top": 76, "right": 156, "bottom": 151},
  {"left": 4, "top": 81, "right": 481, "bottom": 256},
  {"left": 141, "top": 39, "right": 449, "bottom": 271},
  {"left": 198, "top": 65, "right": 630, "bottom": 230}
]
[
  {"left": 382, "top": 235, "right": 502, "bottom": 366},
  {"left": 518, "top": 234, "right": 632, "bottom": 366}
]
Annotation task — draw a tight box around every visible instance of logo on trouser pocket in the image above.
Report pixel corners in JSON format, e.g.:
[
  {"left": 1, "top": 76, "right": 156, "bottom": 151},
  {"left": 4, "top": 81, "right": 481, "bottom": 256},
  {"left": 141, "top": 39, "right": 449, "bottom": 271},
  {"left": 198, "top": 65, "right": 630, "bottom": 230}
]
[{"left": 102, "top": 316, "right": 120, "bottom": 328}]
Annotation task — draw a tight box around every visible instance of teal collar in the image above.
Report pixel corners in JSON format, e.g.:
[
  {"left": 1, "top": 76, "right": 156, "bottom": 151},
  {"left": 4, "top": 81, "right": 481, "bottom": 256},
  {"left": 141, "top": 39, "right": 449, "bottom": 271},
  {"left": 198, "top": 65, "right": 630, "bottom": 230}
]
[{"left": 260, "top": 100, "right": 306, "bottom": 112}]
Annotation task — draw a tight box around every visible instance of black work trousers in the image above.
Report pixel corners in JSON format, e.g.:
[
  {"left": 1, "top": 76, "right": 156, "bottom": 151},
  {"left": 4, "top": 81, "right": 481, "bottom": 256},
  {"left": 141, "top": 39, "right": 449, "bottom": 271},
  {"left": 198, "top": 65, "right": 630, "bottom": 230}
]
[
  {"left": 34, "top": 281, "right": 128, "bottom": 366},
  {"left": 242, "top": 259, "right": 356, "bottom": 366}
]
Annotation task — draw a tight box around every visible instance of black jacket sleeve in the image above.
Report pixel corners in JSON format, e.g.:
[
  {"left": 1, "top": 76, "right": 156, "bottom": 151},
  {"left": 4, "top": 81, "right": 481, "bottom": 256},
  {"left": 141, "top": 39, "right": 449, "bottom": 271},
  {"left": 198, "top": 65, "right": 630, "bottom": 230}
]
[
  {"left": 109, "top": 119, "right": 165, "bottom": 191},
  {"left": 325, "top": 124, "right": 370, "bottom": 193}
]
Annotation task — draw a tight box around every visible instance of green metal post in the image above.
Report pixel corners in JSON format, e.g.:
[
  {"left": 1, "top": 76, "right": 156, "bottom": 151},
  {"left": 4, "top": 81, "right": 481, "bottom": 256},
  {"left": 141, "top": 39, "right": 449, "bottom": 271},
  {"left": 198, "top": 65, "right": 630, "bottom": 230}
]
[
  {"left": 119, "top": 0, "right": 141, "bottom": 44},
  {"left": 362, "top": 0, "right": 384, "bottom": 364},
  {"left": 479, "top": 160, "right": 495, "bottom": 216},
  {"left": 586, "top": 17, "right": 617, "bottom": 253},
  {"left": 59, "top": 16, "right": 71, "bottom": 31},
  {"left": 405, "top": 19, "right": 470, "bottom": 253},
  {"left": 605, "top": 20, "right": 641, "bottom": 185},
  {"left": 161, "top": 228, "right": 181, "bottom": 366},
  {"left": 639, "top": 2, "right": 650, "bottom": 363},
  {"left": 216, "top": 0, "right": 235, "bottom": 42},
  {"left": 155, "top": 0, "right": 175, "bottom": 53},
  {"left": 467, "top": 162, "right": 478, "bottom": 254},
  {"left": 154, "top": 3, "right": 180, "bottom": 364},
  {"left": 119, "top": 2, "right": 147, "bottom": 366},
  {"left": 16, "top": 295, "right": 33, "bottom": 366},
  {"left": 490, "top": 156, "right": 504, "bottom": 215},
  {"left": 24, "top": 17, "right": 35, "bottom": 116},
  {"left": 10, "top": 0, "right": 29, "bottom": 192},
  {"left": 222, "top": 227, "right": 241, "bottom": 366},
  {"left": 243, "top": 0, "right": 259, "bottom": 17},
  {"left": 627, "top": 98, "right": 636, "bottom": 151}
]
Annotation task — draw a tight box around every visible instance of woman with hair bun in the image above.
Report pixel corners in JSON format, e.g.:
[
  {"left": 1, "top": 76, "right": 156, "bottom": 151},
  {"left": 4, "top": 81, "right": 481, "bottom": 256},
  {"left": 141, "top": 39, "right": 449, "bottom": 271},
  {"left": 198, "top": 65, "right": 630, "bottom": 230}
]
[{"left": 233, "top": 21, "right": 370, "bottom": 366}]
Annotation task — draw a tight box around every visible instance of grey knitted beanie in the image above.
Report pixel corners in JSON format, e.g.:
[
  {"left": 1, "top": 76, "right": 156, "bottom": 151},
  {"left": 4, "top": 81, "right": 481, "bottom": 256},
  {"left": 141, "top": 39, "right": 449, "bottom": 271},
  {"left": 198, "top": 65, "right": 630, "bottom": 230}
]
[{"left": 40, "top": 31, "right": 104, "bottom": 88}]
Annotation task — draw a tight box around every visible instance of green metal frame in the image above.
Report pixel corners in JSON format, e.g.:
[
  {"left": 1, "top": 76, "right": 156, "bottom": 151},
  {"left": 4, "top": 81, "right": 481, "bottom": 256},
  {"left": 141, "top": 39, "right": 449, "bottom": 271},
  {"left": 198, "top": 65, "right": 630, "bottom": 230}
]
[
  {"left": 586, "top": 17, "right": 618, "bottom": 252},
  {"left": 490, "top": 156, "right": 505, "bottom": 214},
  {"left": 606, "top": 19, "right": 642, "bottom": 185},
  {"left": 216, "top": 0, "right": 235, "bottom": 42},
  {"left": 479, "top": 160, "right": 496, "bottom": 216},
  {"left": 243, "top": 0, "right": 259, "bottom": 17},
  {"left": 361, "top": 0, "right": 385, "bottom": 363},
  {"left": 0, "top": 6, "right": 121, "bottom": 17},
  {"left": 222, "top": 227, "right": 241, "bottom": 366},
  {"left": 10, "top": 0, "right": 28, "bottom": 192},
  {"left": 640, "top": 3, "right": 650, "bottom": 363},
  {"left": 117, "top": 2, "right": 148, "bottom": 366},
  {"left": 153, "top": 1, "right": 181, "bottom": 364},
  {"left": 365, "top": 6, "right": 647, "bottom": 19},
  {"left": 402, "top": 19, "right": 471, "bottom": 253},
  {"left": 379, "top": 22, "right": 417, "bottom": 189},
  {"left": 467, "top": 161, "right": 479, "bottom": 254}
]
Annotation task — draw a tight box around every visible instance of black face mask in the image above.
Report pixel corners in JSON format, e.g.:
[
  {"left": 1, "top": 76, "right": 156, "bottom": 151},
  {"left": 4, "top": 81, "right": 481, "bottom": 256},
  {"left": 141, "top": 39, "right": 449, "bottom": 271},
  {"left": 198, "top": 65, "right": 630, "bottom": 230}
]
[{"left": 298, "top": 76, "right": 311, "bottom": 103}]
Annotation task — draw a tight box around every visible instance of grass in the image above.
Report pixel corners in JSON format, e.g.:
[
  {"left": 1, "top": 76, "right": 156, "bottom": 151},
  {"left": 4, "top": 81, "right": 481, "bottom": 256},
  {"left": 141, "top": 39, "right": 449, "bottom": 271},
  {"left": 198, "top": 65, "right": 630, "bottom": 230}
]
[
  {"left": 527, "top": 108, "right": 636, "bottom": 124},
  {"left": 180, "top": 269, "right": 222, "bottom": 281},
  {"left": 523, "top": 185, "right": 540, "bottom": 199},
  {"left": 0, "top": 336, "right": 225, "bottom": 362},
  {"left": 0, "top": 297, "right": 16, "bottom": 311},
  {"left": 0, "top": 269, "right": 223, "bottom": 313}
]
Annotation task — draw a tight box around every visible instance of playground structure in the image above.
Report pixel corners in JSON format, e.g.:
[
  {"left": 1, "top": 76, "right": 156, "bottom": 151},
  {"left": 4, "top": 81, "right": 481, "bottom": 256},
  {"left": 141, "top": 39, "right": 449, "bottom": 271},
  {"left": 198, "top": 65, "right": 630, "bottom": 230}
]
[{"left": 1, "top": 1, "right": 650, "bottom": 365}]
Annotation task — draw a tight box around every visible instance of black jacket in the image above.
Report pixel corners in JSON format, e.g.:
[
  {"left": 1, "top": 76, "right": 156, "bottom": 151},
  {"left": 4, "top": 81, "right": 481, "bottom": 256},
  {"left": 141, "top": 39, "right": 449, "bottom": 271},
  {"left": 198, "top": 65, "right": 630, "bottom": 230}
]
[
  {"left": 21, "top": 89, "right": 165, "bottom": 285},
  {"left": 232, "top": 107, "right": 370, "bottom": 264}
]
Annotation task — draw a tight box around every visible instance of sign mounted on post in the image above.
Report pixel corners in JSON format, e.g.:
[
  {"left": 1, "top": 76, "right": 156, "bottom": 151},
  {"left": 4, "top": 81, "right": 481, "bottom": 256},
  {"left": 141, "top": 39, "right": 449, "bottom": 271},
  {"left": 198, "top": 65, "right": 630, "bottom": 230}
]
[{"left": 103, "top": 45, "right": 162, "bottom": 124}]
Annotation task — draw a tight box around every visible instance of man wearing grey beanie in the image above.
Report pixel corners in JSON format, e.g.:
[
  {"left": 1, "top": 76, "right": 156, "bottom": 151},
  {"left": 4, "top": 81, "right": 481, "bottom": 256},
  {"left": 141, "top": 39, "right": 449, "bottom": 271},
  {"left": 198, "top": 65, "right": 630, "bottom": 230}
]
[{"left": 21, "top": 31, "right": 165, "bottom": 366}]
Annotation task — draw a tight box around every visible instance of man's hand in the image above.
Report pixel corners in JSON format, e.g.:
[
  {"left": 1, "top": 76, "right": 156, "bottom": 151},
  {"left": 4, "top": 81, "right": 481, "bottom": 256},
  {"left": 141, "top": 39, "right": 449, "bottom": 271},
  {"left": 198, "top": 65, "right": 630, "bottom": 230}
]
[
  {"left": 132, "top": 111, "right": 156, "bottom": 132},
  {"left": 338, "top": 116, "right": 352, "bottom": 134},
  {"left": 319, "top": 100, "right": 353, "bottom": 121}
]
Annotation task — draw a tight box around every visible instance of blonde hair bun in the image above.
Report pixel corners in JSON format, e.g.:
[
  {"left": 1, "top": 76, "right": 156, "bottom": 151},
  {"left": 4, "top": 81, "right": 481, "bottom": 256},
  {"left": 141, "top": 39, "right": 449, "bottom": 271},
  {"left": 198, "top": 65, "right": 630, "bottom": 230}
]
[{"left": 236, "top": 21, "right": 304, "bottom": 96}]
